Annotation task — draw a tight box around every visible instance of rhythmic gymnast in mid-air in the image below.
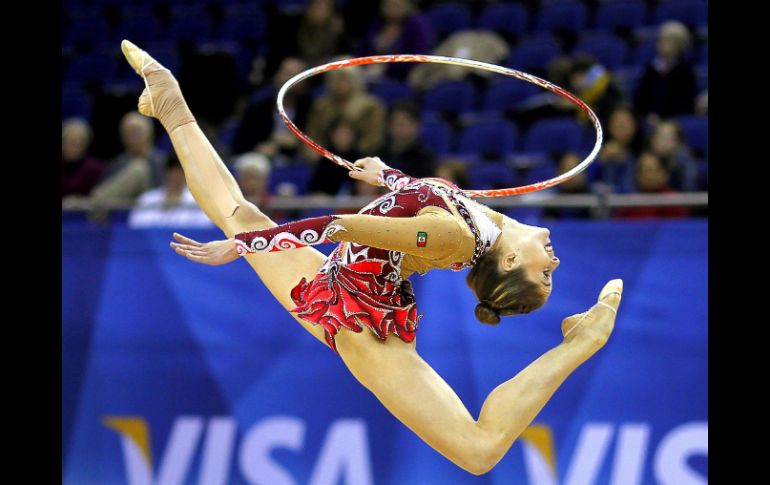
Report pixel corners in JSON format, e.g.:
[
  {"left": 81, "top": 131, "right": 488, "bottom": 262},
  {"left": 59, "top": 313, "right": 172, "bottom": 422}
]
[{"left": 120, "top": 40, "right": 623, "bottom": 475}]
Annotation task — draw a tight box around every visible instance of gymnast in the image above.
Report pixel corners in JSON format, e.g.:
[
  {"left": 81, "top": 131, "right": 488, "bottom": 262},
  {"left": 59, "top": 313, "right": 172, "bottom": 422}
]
[{"left": 120, "top": 40, "right": 623, "bottom": 475}]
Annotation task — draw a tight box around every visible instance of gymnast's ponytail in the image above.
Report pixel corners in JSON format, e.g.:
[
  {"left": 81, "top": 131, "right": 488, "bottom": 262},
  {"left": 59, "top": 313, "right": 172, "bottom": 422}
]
[{"left": 466, "top": 247, "right": 549, "bottom": 325}]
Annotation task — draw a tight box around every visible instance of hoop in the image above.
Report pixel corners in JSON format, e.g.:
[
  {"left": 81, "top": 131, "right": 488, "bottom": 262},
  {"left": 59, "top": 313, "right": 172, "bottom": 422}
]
[{"left": 277, "top": 54, "right": 603, "bottom": 199}]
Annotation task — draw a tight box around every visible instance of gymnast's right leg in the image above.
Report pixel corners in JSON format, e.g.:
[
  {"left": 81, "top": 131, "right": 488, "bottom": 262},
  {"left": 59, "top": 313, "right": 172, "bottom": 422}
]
[{"left": 120, "top": 40, "right": 329, "bottom": 346}]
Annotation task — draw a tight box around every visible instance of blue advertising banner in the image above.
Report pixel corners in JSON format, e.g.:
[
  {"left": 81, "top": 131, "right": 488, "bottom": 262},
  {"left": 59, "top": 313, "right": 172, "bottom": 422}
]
[{"left": 62, "top": 220, "right": 707, "bottom": 485}]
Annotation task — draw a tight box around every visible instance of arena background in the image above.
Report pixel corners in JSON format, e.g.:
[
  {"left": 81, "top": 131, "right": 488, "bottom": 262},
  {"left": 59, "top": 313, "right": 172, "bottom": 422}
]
[{"left": 62, "top": 0, "right": 708, "bottom": 483}]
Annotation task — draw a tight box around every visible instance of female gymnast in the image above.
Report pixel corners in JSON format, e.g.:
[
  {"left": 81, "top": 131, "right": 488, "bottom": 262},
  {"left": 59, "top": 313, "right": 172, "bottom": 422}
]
[{"left": 120, "top": 40, "right": 623, "bottom": 475}]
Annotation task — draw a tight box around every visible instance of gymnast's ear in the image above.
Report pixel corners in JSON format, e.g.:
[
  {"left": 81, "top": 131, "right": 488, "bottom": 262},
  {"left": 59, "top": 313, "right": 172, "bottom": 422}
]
[{"left": 500, "top": 250, "right": 518, "bottom": 272}]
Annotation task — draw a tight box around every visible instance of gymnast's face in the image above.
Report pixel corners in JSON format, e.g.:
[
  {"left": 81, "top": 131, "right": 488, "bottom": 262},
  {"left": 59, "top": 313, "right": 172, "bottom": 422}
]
[{"left": 498, "top": 220, "right": 560, "bottom": 293}]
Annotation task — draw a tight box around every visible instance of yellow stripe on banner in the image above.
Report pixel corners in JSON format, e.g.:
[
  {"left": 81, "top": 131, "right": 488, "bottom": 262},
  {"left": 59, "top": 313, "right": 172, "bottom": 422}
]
[
  {"left": 521, "top": 424, "right": 557, "bottom": 472},
  {"left": 102, "top": 416, "right": 153, "bottom": 467}
]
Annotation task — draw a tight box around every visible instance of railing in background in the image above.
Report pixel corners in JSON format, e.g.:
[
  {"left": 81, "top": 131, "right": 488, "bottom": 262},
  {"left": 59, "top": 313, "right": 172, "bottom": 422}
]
[{"left": 62, "top": 192, "right": 708, "bottom": 214}]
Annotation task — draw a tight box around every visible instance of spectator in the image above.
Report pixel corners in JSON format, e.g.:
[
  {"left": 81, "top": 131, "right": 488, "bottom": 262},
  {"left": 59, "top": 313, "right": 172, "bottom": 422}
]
[
  {"left": 377, "top": 101, "right": 437, "bottom": 178},
  {"left": 649, "top": 120, "right": 698, "bottom": 192},
  {"left": 695, "top": 89, "right": 708, "bottom": 115},
  {"left": 303, "top": 63, "right": 386, "bottom": 161},
  {"left": 544, "top": 153, "right": 593, "bottom": 220},
  {"left": 128, "top": 154, "right": 212, "bottom": 228},
  {"left": 307, "top": 117, "right": 360, "bottom": 196},
  {"left": 615, "top": 152, "right": 689, "bottom": 219},
  {"left": 234, "top": 153, "right": 271, "bottom": 207},
  {"left": 434, "top": 159, "right": 470, "bottom": 188},
  {"left": 634, "top": 21, "right": 697, "bottom": 122},
  {"left": 359, "top": 0, "right": 435, "bottom": 80},
  {"left": 566, "top": 55, "right": 625, "bottom": 125},
  {"left": 595, "top": 104, "right": 644, "bottom": 192},
  {"left": 231, "top": 57, "right": 312, "bottom": 159},
  {"left": 62, "top": 118, "right": 104, "bottom": 198},
  {"left": 92, "top": 112, "right": 166, "bottom": 201},
  {"left": 408, "top": 30, "right": 509, "bottom": 91},
  {"left": 297, "top": 0, "right": 349, "bottom": 66}
]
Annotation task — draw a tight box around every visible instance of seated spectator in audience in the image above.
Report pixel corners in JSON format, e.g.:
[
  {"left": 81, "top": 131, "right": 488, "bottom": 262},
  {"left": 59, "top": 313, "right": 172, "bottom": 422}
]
[
  {"left": 513, "top": 56, "right": 576, "bottom": 130},
  {"left": 615, "top": 152, "right": 689, "bottom": 219},
  {"left": 92, "top": 112, "right": 166, "bottom": 202},
  {"left": 649, "top": 120, "right": 698, "bottom": 192},
  {"left": 434, "top": 159, "right": 470, "bottom": 188},
  {"left": 307, "top": 117, "right": 360, "bottom": 196},
  {"left": 303, "top": 63, "right": 386, "bottom": 162},
  {"left": 231, "top": 57, "right": 311, "bottom": 160},
  {"left": 595, "top": 104, "right": 644, "bottom": 192},
  {"left": 234, "top": 153, "right": 271, "bottom": 207},
  {"left": 62, "top": 117, "right": 104, "bottom": 198},
  {"left": 544, "top": 153, "right": 593, "bottom": 220},
  {"left": 408, "top": 30, "right": 509, "bottom": 91},
  {"left": 359, "top": 0, "right": 435, "bottom": 80},
  {"left": 297, "top": 0, "right": 349, "bottom": 66},
  {"left": 128, "top": 154, "right": 212, "bottom": 229},
  {"left": 377, "top": 101, "right": 437, "bottom": 178},
  {"left": 634, "top": 21, "right": 697, "bottom": 123},
  {"left": 695, "top": 89, "right": 708, "bottom": 115},
  {"left": 566, "top": 55, "right": 625, "bottom": 125}
]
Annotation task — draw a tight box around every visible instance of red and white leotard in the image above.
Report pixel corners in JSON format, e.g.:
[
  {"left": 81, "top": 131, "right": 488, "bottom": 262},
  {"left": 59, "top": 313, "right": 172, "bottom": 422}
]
[{"left": 235, "top": 168, "right": 502, "bottom": 352}]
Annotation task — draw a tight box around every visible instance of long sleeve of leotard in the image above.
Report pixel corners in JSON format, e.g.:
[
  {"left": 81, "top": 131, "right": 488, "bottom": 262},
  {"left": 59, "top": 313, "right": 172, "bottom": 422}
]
[{"left": 234, "top": 208, "right": 466, "bottom": 260}]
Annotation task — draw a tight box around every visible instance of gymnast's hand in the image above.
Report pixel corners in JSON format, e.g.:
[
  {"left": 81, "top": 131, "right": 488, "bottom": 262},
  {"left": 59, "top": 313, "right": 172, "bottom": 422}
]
[
  {"left": 348, "top": 157, "right": 390, "bottom": 186},
  {"left": 560, "top": 279, "right": 623, "bottom": 352},
  {"left": 170, "top": 232, "right": 239, "bottom": 266}
]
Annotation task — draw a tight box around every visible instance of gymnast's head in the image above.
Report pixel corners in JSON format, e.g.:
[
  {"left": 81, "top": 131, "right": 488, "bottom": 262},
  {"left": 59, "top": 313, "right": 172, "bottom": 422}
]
[{"left": 466, "top": 219, "right": 559, "bottom": 325}]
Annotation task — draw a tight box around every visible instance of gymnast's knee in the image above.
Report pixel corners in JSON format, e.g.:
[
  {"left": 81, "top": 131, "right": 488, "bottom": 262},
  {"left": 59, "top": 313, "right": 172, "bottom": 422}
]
[{"left": 462, "top": 428, "right": 506, "bottom": 475}]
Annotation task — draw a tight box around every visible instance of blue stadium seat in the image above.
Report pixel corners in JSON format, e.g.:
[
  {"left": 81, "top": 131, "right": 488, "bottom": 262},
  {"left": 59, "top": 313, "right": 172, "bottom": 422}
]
[
  {"left": 594, "top": 1, "right": 648, "bottom": 32},
  {"left": 697, "top": 159, "right": 708, "bottom": 190},
  {"left": 426, "top": 3, "right": 472, "bottom": 39},
  {"left": 517, "top": 160, "right": 556, "bottom": 186},
  {"left": 467, "top": 163, "right": 518, "bottom": 190},
  {"left": 64, "top": 52, "right": 118, "bottom": 86},
  {"left": 420, "top": 118, "right": 453, "bottom": 156},
  {"left": 167, "top": 11, "right": 213, "bottom": 43},
  {"left": 476, "top": 3, "right": 528, "bottom": 38},
  {"left": 633, "top": 39, "right": 657, "bottom": 66},
  {"left": 613, "top": 66, "right": 643, "bottom": 98},
  {"left": 116, "top": 15, "right": 162, "bottom": 45},
  {"left": 62, "top": 90, "right": 92, "bottom": 120},
  {"left": 573, "top": 34, "right": 630, "bottom": 70},
  {"left": 508, "top": 37, "right": 561, "bottom": 73},
  {"left": 523, "top": 118, "right": 584, "bottom": 154},
  {"left": 458, "top": 119, "right": 519, "bottom": 161},
  {"left": 654, "top": 0, "right": 708, "bottom": 29},
  {"left": 675, "top": 115, "right": 708, "bottom": 155},
  {"left": 535, "top": 1, "right": 589, "bottom": 34},
  {"left": 695, "top": 65, "right": 708, "bottom": 92},
  {"left": 268, "top": 164, "right": 313, "bottom": 195},
  {"left": 482, "top": 79, "right": 540, "bottom": 112},
  {"left": 220, "top": 12, "right": 266, "bottom": 44},
  {"left": 63, "top": 15, "right": 109, "bottom": 46},
  {"left": 369, "top": 81, "right": 414, "bottom": 107},
  {"left": 421, "top": 80, "right": 476, "bottom": 116},
  {"left": 698, "top": 42, "right": 708, "bottom": 66}
]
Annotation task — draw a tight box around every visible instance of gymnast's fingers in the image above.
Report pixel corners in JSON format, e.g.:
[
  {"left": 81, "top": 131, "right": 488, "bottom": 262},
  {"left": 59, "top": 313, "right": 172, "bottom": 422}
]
[
  {"left": 172, "top": 232, "right": 202, "bottom": 246},
  {"left": 170, "top": 242, "right": 199, "bottom": 252}
]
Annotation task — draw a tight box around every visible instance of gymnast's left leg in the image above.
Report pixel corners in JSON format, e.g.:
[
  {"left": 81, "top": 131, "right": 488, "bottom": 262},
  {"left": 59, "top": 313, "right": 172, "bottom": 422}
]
[{"left": 334, "top": 280, "right": 622, "bottom": 475}]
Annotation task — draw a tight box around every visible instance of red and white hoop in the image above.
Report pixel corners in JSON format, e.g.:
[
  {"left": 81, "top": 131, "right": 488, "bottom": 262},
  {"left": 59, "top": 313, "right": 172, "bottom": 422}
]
[{"left": 277, "top": 54, "right": 603, "bottom": 199}]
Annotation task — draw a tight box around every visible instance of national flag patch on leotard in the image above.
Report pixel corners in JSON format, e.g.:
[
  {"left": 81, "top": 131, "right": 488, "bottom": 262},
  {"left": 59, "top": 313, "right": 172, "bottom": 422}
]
[{"left": 416, "top": 231, "right": 427, "bottom": 247}]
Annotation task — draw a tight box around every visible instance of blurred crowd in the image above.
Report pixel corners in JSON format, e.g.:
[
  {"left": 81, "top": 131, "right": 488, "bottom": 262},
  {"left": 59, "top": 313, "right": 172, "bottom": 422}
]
[{"left": 62, "top": 0, "right": 708, "bottom": 225}]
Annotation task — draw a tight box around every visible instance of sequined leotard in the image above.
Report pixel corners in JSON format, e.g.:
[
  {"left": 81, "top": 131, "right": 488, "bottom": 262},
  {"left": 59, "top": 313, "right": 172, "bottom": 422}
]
[{"left": 235, "top": 168, "right": 503, "bottom": 352}]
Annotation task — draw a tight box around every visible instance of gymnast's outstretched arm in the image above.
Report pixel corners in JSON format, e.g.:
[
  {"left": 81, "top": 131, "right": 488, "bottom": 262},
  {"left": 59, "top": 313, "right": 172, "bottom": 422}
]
[{"left": 170, "top": 162, "right": 472, "bottom": 265}]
